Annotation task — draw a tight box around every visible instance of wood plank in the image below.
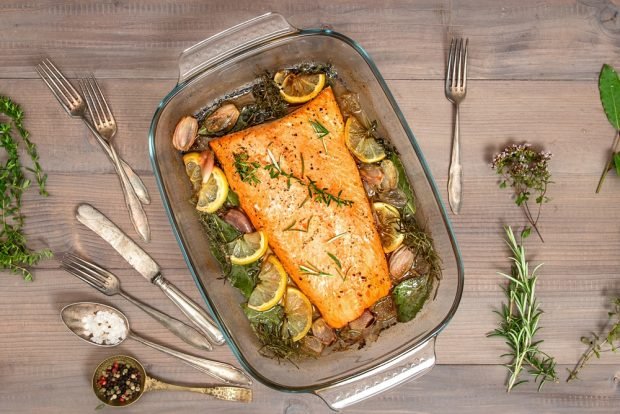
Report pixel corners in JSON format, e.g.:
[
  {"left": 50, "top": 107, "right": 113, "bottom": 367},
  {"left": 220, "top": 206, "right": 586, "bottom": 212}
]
[{"left": 0, "top": 0, "right": 618, "bottom": 80}]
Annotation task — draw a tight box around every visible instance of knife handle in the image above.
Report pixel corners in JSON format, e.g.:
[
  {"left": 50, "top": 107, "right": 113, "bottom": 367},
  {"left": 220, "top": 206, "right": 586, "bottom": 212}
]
[{"left": 153, "top": 275, "right": 226, "bottom": 346}]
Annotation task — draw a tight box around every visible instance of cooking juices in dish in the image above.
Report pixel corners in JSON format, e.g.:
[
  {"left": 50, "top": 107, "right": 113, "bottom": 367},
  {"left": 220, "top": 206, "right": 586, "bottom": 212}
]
[{"left": 172, "top": 64, "right": 441, "bottom": 360}]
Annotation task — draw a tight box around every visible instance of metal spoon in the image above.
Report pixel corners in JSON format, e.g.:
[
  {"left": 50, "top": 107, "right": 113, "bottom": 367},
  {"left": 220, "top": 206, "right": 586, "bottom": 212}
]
[
  {"left": 92, "top": 355, "right": 252, "bottom": 406},
  {"left": 60, "top": 302, "right": 251, "bottom": 386}
]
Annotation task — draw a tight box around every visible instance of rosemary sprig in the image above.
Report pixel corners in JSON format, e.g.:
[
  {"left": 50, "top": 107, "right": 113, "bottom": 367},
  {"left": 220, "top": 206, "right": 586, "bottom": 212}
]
[
  {"left": 283, "top": 216, "right": 313, "bottom": 232},
  {"left": 567, "top": 297, "right": 620, "bottom": 382},
  {"left": 326, "top": 232, "right": 348, "bottom": 243},
  {"left": 309, "top": 119, "right": 329, "bottom": 154},
  {"left": 233, "top": 151, "right": 261, "bottom": 185},
  {"left": 488, "top": 226, "right": 558, "bottom": 392},
  {"left": 1, "top": 96, "right": 52, "bottom": 281},
  {"left": 299, "top": 261, "right": 336, "bottom": 278}
]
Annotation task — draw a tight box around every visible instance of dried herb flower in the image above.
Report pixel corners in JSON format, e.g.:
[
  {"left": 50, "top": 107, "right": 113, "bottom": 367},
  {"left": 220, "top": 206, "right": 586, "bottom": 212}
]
[{"left": 492, "top": 143, "right": 552, "bottom": 242}]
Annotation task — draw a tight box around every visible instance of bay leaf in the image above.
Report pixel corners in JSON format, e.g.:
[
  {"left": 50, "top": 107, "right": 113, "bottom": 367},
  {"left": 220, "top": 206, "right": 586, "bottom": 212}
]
[{"left": 599, "top": 64, "right": 620, "bottom": 130}]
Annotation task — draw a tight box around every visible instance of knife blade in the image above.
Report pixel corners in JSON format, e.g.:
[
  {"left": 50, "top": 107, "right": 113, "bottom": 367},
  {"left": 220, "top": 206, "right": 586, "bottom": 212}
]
[{"left": 76, "top": 203, "right": 226, "bottom": 346}]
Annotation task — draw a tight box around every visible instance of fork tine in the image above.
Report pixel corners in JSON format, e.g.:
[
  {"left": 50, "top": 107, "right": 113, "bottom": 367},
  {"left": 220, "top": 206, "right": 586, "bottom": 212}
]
[
  {"left": 41, "top": 59, "right": 80, "bottom": 106},
  {"left": 61, "top": 253, "right": 109, "bottom": 284},
  {"left": 457, "top": 38, "right": 464, "bottom": 89},
  {"left": 445, "top": 38, "right": 455, "bottom": 92},
  {"left": 89, "top": 75, "right": 113, "bottom": 124},
  {"left": 462, "top": 38, "right": 469, "bottom": 89},
  {"left": 451, "top": 39, "right": 458, "bottom": 89},
  {"left": 36, "top": 65, "right": 72, "bottom": 114},
  {"left": 85, "top": 77, "right": 107, "bottom": 124},
  {"left": 64, "top": 252, "right": 114, "bottom": 280},
  {"left": 79, "top": 78, "right": 102, "bottom": 126},
  {"left": 61, "top": 262, "right": 107, "bottom": 290}
]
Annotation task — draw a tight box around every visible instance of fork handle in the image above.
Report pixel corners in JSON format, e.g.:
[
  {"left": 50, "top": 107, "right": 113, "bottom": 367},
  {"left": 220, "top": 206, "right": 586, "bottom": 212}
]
[
  {"left": 448, "top": 103, "right": 462, "bottom": 214},
  {"left": 119, "top": 290, "right": 213, "bottom": 352},
  {"left": 84, "top": 122, "right": 151, "bottom": 241}
]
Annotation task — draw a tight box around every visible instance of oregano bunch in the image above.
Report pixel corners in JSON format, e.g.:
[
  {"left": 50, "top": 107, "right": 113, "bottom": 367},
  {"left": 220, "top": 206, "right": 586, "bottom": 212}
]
[
  {"left": 0, "top": 95, "right": 52, "bottom": 281},
  {"left": 492, "top": 143, "right": 552, "bottom": 242}
]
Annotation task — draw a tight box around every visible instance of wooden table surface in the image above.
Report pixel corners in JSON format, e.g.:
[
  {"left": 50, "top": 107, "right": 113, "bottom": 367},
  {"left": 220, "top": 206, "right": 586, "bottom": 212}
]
[{"left": 2, "top": 1, "right": 620, "bottom": 412}]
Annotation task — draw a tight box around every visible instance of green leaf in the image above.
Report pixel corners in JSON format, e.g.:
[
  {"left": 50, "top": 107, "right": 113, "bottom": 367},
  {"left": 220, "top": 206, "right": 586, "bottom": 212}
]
[
  {"left": 389, "top": 153, "right": 416, "bottom": 217},
  {"left": 599, "top": 64, "right": 620, "bottom": 131},
  {"left": 521, "top": 227, "right": 531, "bottom": 240},
  {"left": 228, "top": 262, "right": 260, "bottom": 299},
  {"left": 613, "top": 152, "right": 620, "bottom": 176},
  {"left": 392, "top": 275, "right": 432, "bottom": 322}
]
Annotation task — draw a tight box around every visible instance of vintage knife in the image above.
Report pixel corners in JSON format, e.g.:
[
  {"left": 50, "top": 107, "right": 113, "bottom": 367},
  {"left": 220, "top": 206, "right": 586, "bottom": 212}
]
[{"left": 76, "top": 203, "right": 226, "bottom": 346}]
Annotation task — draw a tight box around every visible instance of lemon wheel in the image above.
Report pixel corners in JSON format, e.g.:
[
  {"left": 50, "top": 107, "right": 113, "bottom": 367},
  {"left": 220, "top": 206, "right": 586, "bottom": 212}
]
[
  {"left": 276, "top": 73, "right": 326, "bottom": 104},
  {"left": 196, "top": 167, "right": 228, "bottom": 213},
  {"left": 344, "top": 117, "right": 386, "bottom": 163},
  {"left": 283, "top": 287, "right": 313, "bottom": 342},
  {"left": 182, "top": 152, "right": 202, "bottom": 191},
  {"left": 247, "top": 256, "right": 288, "bottom": 311},
  {"left": 373, "top": 202, "right": 405, "bottom": 253},
  {"left": 229, "top": 230, "right": 268, "bottom": 265}
]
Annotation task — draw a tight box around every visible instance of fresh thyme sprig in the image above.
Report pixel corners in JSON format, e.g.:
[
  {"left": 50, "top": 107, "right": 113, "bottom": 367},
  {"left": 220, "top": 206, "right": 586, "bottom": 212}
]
[
  {"left": 0, "top": 96, "right": 52, "bottom": 281},
  {"left": 309, "top": 119, "right": 329, "bottom": 154},
  {"left": 488, "top": 226, "right": 558, "bottom": 392},
  {"left": 567, "top": 297, "right": 620, "bottom": 382},
  {"left": 492, "top": 143, "right": 552, "bottom": 243},
  {"left": 233, "top": 151, "right": 261, "bottom": 185}
]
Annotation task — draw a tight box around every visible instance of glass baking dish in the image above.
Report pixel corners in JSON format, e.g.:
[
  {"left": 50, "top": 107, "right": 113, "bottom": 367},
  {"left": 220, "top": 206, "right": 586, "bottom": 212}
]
[{"left": 149, "top": 13, "right": 464, "bottom": 410}]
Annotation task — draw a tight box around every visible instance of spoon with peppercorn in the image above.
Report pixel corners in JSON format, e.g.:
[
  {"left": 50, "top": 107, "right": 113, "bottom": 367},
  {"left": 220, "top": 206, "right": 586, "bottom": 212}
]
[
  {"left": 93, "top": 355, "right": 252, "bottom": 406},
  {"left": 61, "top": 302, "right": 252, "bottom": 386}
]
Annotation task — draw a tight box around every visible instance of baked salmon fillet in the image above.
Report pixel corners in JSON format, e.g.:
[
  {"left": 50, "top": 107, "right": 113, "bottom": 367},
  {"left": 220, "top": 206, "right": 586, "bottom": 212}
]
[{"left": 210, "top": 87, "right": 390, "bottom": 328}]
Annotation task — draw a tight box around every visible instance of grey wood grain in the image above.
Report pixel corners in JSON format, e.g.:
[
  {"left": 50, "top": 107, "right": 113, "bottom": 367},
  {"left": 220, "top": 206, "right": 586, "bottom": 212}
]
[{"left": 2, "top": 0, "right": 620, "bottom": 413}]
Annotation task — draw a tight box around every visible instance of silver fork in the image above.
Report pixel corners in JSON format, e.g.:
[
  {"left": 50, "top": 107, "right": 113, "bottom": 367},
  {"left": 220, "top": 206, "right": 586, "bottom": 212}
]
[
  {"left": 445, "top": 38, "right": 469, "bottom": 215},
  {"left": 36, "top": 59, "right": 150, "bottom": 242},
  {"left": 36, "top": 60, "right": 150, "bottom": 206},
  {"left": 82, "top": 75, "right": 150, "bottom": 205},
  {"left": 60, "top": 252, "right": 214, "bottom": 352}
]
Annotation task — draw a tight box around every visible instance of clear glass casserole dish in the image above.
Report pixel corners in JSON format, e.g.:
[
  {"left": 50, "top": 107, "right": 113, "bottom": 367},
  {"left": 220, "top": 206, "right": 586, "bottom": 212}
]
[{"left": 149, "top": 13, "right": 464, "bottom": 410}]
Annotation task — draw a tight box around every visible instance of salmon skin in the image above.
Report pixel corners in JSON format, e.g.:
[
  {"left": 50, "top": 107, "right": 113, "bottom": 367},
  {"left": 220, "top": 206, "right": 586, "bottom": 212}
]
[{"left": 210, "top": 87, "right": 390, "bottom": 328}]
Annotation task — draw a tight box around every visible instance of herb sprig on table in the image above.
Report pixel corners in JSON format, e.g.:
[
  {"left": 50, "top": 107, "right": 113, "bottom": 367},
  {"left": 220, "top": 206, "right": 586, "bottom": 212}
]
[
  {"left": 595, "top": 64, "right": 620, "bottom": 193},
  {"left": 492, "top": 143, "right": 552, "bottom": 242},
  {"left": 488, "top": 227, "right": 558, "bottom": 392},
  {"left": 0, "top": 96, "right": 52, "bottom": 281},
  {"left": 567, "top": 297, "right": 620, "bottom": 381}
]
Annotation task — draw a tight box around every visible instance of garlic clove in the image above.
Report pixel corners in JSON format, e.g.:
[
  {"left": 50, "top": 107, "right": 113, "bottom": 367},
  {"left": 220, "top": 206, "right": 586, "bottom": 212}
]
[
  {"left": 172, "top": 116, "right": 198, "bottom": 151},
  {"left": 204, "top": 103, "right": 240, "bottom": 134}
]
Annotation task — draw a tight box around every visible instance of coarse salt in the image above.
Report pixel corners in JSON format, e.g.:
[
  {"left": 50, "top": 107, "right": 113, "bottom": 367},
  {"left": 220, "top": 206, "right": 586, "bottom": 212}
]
[{"left": 82, "top": 310, "right": 128, "bottom": 345}]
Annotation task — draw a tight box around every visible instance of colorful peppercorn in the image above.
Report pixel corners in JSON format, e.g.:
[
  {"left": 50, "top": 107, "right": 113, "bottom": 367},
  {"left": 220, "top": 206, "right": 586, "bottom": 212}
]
[{"left": 96, "top": 360, "right": 142, "bottom": 405}]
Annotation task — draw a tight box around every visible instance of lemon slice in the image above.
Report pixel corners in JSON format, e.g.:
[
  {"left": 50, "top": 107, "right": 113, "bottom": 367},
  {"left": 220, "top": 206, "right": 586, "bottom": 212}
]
[
  {"left": 344, "top": 117, "right": 386, "bottom": 163},
  {"left": 284, "top": 287, "right": 313, "bottom": 342},
  {"left": 373, "top": 202, "right": 405, "bottom": 253},
  {"left": 229, "top": 230, "right": 268, "bottom": 265},
  {"left": 196, "top": 166, "right": 228, "bottom": 213},
  {"left": 182, "top": 152, "right": 202, "bottom": 191},
  {"left": 276, "top": 73, "right": 326, "bottom": 104},
  {"left": 247, "top": 256, "right": 288, "bottom": 311}
]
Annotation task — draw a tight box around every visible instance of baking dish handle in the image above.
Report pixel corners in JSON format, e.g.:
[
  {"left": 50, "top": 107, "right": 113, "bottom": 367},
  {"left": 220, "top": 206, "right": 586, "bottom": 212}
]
[
  {"left": 178, "top": 12, "right": 299, "bottom": 84},
  {"left": 314, "top": 337, "right": 436, "bottom": 411}
]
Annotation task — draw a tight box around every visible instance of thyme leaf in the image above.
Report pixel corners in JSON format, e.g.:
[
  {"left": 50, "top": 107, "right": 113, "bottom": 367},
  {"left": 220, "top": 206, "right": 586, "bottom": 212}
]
[
  {"left": 299, "top": 261, "right": 336, "bottom": 278},
  {"left": 326, "top": 232, "right": 348, "bottom": 243},
  {"left": 487, "top": 226, "right": 558, "bottom": 392},
  {"left": 0, "top": 96, "right": 52, "bottom": 281},
  {"left": 567, "top": 297, "right": 620, "bottom": 382},
  {"left": 327, "top": 252, "right": 342, "bottom": 269}
]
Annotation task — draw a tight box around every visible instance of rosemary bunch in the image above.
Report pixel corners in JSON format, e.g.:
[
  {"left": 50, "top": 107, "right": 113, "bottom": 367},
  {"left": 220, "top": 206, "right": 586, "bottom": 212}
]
[
  {"left": 488, "top": 226, "right": 558, "bottom": 392},
  {"left": 492, "top": 143, "right": 552, "bottom": 242},
  {"left": 0, "top": 96, "right": 51, "bottom": 281},
  {"left": 567, "top": 297, "right": 620, "bottom": 381}
]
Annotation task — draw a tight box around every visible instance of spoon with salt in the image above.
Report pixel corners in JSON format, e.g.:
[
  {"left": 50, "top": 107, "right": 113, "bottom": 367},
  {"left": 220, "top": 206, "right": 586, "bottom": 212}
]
[{"left": 60, "top": 302, "right": 251, "bottom": 386}]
